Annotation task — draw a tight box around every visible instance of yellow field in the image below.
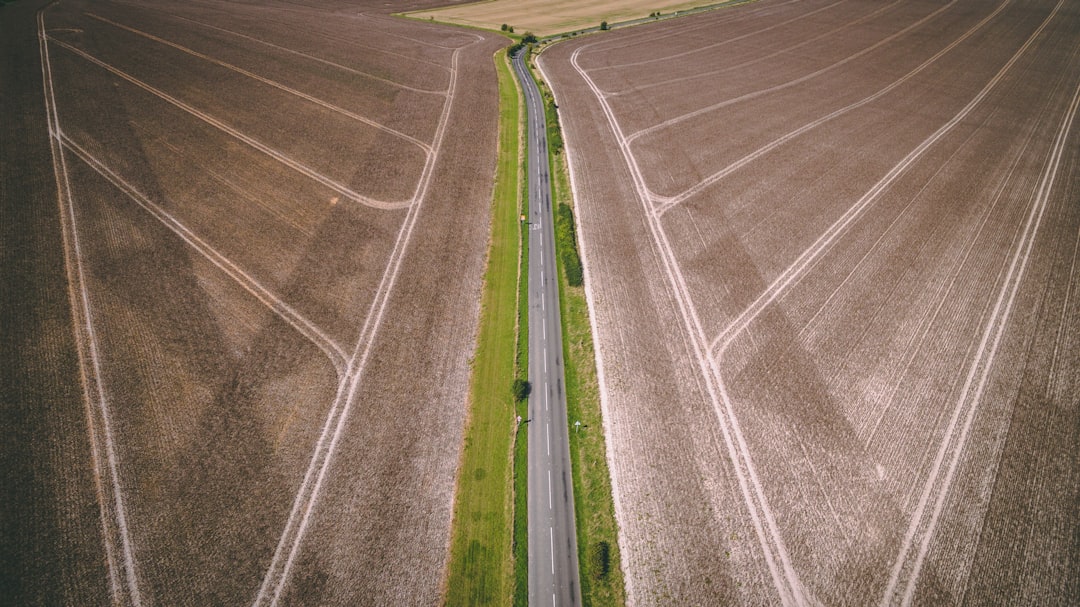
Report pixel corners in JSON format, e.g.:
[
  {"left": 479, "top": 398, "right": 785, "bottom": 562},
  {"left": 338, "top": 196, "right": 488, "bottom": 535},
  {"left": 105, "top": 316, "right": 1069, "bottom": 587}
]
[{"left": 406, "top": 0, "right": 724, "bottom": 37}]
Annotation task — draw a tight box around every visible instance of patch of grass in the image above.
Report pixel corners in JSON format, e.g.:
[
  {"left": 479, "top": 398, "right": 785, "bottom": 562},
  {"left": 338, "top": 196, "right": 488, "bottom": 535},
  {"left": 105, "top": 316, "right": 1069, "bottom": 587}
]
[
  {"left": 444, "top": 47, "right": 524, "bottom": 607},
  {"left": 527, "top": 51, "right": 627, "bottom": 607},
  {"left": 555, "top": 204, "right": 584, "bottom": 287}
]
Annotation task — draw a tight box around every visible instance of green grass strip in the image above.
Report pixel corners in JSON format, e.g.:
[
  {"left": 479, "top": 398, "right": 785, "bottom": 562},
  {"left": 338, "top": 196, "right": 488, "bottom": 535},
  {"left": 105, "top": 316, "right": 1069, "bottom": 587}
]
[
  {"left": 527, "top": 49, "right": 627, "bottom": 607},
  {"left": 444, "top": 47, "right": 524, "bottom": 607},
  {"left": 511, "top": 48, "right": 531, "bottom": 607}
]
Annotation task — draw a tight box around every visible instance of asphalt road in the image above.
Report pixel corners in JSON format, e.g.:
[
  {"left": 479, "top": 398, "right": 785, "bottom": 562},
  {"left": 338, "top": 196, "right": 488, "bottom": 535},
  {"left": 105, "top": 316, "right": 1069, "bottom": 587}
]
[{"left": 511, "top": 49, "right": 582, "bottom": 607}]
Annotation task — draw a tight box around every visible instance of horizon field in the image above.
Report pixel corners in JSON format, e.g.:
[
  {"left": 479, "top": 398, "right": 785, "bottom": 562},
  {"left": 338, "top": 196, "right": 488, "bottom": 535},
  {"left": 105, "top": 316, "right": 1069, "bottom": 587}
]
[{"left": 406, "top": 0, "right": 725, "bottom": 37}]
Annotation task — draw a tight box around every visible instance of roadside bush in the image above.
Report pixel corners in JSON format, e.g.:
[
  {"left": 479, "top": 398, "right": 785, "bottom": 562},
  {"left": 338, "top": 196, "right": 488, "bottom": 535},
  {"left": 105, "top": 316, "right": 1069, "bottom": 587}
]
[
  {"left": 522, "top": 31, "right": 538, "bottom": 44},
  {"left": 555, "top": 204, "right": 584, "bottom": 287},
  {"left": 511, "top": 378, "right": 531, "bottom": 402},
  {"left": 501, "top": 23, "right": 508, "bottom": 31},
  {"left": 599, "top": 20, "right": 609, "bottom": 31},
  {"left": 589, "top": 541, "right": 611, "bottom": 580}
]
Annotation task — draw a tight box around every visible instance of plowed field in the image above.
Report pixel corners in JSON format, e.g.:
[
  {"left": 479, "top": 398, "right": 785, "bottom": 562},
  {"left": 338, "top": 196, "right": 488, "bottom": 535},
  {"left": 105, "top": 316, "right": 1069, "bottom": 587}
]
[
  {"left": 539, "top": 0, "right": 1080, "bottom": 603},
  {"left": 15, "top": 0, "right": 503, "bottom": 603}
]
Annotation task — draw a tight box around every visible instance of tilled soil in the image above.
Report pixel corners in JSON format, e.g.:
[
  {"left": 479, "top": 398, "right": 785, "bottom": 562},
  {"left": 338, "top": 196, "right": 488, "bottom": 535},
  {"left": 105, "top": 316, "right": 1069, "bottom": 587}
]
[
  {"left": 539, "top": 0, "right": 1080, "bottom": 603},
  {"left": 6, "top": 0, "right": 505, "bottom": 603}
]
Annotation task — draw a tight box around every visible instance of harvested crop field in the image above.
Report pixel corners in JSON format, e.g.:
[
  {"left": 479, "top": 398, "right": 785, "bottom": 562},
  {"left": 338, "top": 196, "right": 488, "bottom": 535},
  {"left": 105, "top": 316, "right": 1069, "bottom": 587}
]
[
  {"left": 11, "top": 0, "right": 503, "bottom": 603},
  {"left": 538, "top": 0, "right": 1080, "bottom": 604}
]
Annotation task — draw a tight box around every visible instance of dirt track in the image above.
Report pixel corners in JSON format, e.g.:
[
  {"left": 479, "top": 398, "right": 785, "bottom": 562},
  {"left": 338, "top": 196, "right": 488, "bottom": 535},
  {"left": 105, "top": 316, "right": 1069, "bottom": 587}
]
[
  {"left": 539, "top": 0, "right": 1080, "bottom": 603},
  {"left": 5, "top": 0, "right": 503, "bottom": 603}
]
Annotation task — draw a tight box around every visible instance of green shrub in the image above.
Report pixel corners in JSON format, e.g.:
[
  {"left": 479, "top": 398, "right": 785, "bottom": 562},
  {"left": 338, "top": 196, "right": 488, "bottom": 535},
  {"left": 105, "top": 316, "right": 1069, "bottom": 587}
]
[
  {"left": 511, "top": 378, "right": 531, "bottom": 402},
  {"left": 590, "top": 541, "right": 611, "bottom": 580},
  {"left": 555, "top": 204, "right": 584, "bottom": 287}
]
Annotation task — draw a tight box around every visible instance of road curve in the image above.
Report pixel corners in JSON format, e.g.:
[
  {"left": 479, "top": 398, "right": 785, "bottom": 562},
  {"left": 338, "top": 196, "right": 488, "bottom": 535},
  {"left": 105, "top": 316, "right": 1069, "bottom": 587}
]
[{"left": 511, "top": 49, "right": 583, "bottom": 607}]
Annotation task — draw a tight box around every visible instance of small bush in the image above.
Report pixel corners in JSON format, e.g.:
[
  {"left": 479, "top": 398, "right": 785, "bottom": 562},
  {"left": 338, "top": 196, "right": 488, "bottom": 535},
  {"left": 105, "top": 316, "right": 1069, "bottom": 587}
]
[
  {"left": 511, "top": 378, "right": 531, "bottom": 402},
  {"left": 522, "top": 31, "right": 538, "bottom": 44},
  {"left": 555, "top": 204, "right": 584, "bottom": 287},
  {"left": 599, "top": 20, "right": 609, "bottom": 31},
  {"left": 501, "top": 23, "right": 508, "bottom": 31},
  {"left": 589, "top": 541, "right": 611, "bottom": 580}
]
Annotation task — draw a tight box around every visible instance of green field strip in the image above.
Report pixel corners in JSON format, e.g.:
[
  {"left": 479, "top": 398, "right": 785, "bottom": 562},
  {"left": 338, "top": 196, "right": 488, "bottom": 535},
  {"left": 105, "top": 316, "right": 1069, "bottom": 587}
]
[
  {"left": 444, "top": 47, "right": 524, "bottom": 607},
  {"left": 526, "top": 49, "right": 627, "bottom": 607}
]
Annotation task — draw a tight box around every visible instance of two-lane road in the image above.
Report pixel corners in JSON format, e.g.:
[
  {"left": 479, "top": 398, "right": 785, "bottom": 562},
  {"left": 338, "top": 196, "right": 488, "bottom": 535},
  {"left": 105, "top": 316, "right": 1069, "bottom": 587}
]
[{"left": 511, "top": 49, "right": 582, "bottom": 607}]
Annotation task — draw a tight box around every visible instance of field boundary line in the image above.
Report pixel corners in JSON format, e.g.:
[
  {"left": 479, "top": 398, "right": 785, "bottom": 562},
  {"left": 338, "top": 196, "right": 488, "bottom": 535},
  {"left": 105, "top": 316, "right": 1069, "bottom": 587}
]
[
  {"left": 38, "top": 9, "right": 142, "bottom": 606},
  {"left": 707, "top": 0, "right": 1029, "bottom": 360},
  {"left": 251, "top": 40, "right": 473, "bottom": 607},
  {"left": 882, "top": 19, "right": 1076, "bottom": 603},
  {"left": 83, "top": 13, "right": 432, "bottom": 153},
  {"left": 135, "top": 4, "right": 451, "bottom": 95},
  {"left": 56, "top": 133, "right": 349, "bottom": 376},
  {"left": 571, "top": 45, "right": 805, "bottom": 607},
  {"left": 629, "top": 0, "right": 964, "bottom": 143},
  {"left": 47, "top": 36, "right": 412, "bottom": 211},
  {"left": 655, "top": 0, "right": 1010, "bottom": 215}
]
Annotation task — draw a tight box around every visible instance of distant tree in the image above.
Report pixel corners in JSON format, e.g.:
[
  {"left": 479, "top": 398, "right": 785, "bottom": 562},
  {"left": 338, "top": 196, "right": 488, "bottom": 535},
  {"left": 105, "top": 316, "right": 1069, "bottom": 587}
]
[
  {"left": 501, "top": 23, "right": 508, "bottom": 31},
  {"left": 599, "top": 20, "right": 609, "bottom": 30},
  {"left": 512, "top": 378, "right": 531, "bottom": 402},
  {"left": 522, "top": 31, "right": 538, "bottom": 44},
  {"left": 508, "top": 25, "right": 514, "bottom": 33}
]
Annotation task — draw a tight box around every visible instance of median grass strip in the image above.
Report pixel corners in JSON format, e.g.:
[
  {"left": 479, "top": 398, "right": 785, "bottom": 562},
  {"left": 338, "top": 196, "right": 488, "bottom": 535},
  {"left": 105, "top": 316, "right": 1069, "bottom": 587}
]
[
  {"left": 444, "top": 47, "right": 524, "bottom": 607},
  {"left": 528, "top": 49, "right": 627, "bottom": 607}
]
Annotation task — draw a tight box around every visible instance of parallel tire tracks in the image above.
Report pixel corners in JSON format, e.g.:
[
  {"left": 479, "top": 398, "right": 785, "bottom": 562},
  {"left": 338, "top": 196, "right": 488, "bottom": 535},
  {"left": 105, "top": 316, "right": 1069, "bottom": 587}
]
[
  {"left": 656, "top": 0, "right": 1011, "bottom": 216},
  {"left": 250, "top": 39, "right": 477, "bottom": 607},
  {"left": 38, "top": 9, "right": 142, "bottom": 606},
  {"left": 47, "top": 36, "right": 411, "bottom": 210},
  {"left": 139, "top": 5, "right": 450, "bottom": 95},
  {"left": 57, "top": 134, "right": 349, "bottom": 376},
  {"left": 708, "top": 0, "right": 1049, "bottom": 361},
  {"left": 40, "top": 2, "right": 482, "bottom": 603},
  {"left": 627, "top": 0, "right": 963, "bottom": 143},
  {"left": 85, "top": 12, "right": 432, "bottom": 153},
  {"left": 882, "top": 26, "right": 1077, "bottom": 604},
  {"left": 572, "top": 45, "right": 807, "bottom": 607}
]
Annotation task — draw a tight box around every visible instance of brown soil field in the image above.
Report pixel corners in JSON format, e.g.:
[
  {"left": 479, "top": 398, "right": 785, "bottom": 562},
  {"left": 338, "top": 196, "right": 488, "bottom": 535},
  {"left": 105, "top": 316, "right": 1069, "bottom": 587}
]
[
  {"left": 539, "top": 0, "right": 1080, "bottom": 604},
  {"left": 12, "top": 0, "right": 504, "bottom": 603}
]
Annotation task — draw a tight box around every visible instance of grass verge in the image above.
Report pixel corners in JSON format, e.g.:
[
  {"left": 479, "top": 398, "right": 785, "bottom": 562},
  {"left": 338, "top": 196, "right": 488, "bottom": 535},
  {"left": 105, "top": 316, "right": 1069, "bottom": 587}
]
[
  {"left": 526, "top": 49, "right": 627, "bottom": 607},
  {"left": 444, "top": 47, "right": 525, "bottom": 607},
  {"left": 511, "top": 49, "right": 531, "bottom": 607}
]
